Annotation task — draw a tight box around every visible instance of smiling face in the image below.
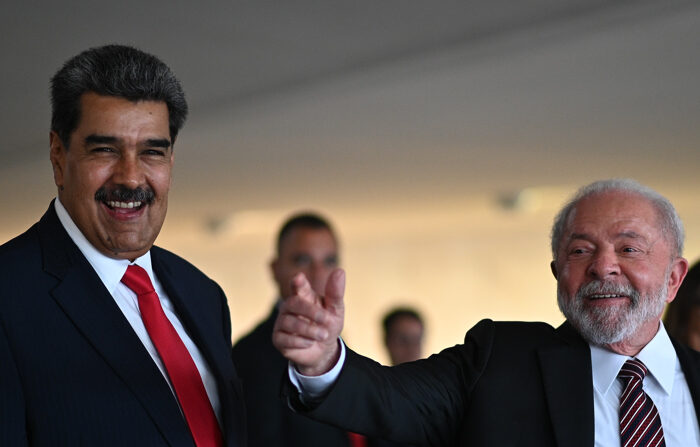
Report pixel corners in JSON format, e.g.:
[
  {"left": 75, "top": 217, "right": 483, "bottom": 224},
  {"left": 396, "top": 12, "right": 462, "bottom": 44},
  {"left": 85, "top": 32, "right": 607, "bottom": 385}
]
[
  {"left": 50, "top": 92, "right": 174, "bottom": 260},
  {"left": 552, "top": 190, "right": 687, "bottom": 353}
]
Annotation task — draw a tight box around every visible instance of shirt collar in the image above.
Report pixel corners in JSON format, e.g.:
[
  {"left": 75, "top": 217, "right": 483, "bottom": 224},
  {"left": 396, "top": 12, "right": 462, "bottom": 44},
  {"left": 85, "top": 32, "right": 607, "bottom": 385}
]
[
  {"left": 54, "top": 198, "right": 154, "bottom": 293},
  {"left": 590, "top": 321, "right": 676, "bottom": 397}
]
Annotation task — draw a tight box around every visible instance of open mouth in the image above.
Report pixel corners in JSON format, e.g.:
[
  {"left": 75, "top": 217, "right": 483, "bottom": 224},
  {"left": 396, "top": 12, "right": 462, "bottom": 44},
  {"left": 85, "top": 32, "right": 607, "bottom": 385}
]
[
  {"left": 105, "top": 200, "right": 144, "bottom": 210},
  {"left": 100, "top": 200, "right": 147, "bottom": 218},
  {"left": 95, "top": 186, "right": 154, "bottom": 213},
  {"left": 588, "top": 293, "right": 627, "bottom": 299}
]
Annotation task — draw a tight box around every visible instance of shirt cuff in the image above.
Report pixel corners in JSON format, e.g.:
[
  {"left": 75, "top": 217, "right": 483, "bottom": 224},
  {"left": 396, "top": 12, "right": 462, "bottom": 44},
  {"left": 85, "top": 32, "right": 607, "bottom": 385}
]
[{"left": 288, "top": 337, "right": 346, "bottom": 400}]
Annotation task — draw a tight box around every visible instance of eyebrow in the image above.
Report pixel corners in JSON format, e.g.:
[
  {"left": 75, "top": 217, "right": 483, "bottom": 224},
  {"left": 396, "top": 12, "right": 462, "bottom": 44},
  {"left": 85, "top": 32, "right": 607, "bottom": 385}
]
[
  {"left": 84, "top": 134, "right": 118, "bottom": 145},
  {"left": 616, "top": 231, "right": 644, "bottom": 239},
  {"left": 145, "top": 138, "right": 172, "bottom": 148},
  {"left": 568, "top": 231, "right": 646, "bottom": 243},
  {"left": 83, "top": 135, "right": 171, "bottom": 148}
]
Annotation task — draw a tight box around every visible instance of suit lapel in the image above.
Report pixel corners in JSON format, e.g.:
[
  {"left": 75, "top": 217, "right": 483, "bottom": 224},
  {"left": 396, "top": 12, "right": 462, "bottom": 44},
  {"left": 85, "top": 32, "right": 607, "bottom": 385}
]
[
  {"left": 672, "top": 338, "right": 700, "bottom": 427},
  {"left": 39, "top": 204, "right": 194, "bottom": 446},
  {"left": 537, "top": 321, "right": 594, "bottom": 447},
  {"left": 152, "top": 254, "right": 232, "bottom": 383}
]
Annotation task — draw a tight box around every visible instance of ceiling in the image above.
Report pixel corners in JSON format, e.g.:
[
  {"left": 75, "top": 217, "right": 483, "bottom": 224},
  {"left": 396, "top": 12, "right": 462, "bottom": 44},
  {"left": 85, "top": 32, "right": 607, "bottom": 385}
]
[{"left": 2, "top": 0, "right": 700, "bottom": 236}]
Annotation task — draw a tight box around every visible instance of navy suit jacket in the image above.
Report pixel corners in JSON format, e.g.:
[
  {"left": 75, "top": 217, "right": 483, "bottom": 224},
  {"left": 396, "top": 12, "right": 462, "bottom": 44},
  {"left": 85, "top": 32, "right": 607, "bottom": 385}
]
[
  {"left": 0, "top": 203, "right": 246, "bottom": 446},
  {"left": 284, "top": 319, "right": 700, "bottom": 446}
]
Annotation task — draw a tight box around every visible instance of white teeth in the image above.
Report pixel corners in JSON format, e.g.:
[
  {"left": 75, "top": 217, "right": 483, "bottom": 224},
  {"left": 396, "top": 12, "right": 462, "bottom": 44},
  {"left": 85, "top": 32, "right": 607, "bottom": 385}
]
[
  {"left": 107, "top": 201, "right": 142, "bottom": 209},
  {"left": 590, "top": 294, "right": 621, "bottom": 298}
]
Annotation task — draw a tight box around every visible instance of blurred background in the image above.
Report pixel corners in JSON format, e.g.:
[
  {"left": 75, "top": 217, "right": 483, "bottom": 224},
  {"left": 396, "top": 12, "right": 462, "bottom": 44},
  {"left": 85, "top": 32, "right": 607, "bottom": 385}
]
[{"left": 2, "top": 0, "right": 700, "bottom": 364}]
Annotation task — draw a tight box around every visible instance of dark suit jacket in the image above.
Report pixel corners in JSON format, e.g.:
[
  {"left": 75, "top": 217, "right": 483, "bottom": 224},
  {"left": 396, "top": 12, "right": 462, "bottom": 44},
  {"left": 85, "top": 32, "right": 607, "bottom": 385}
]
[
  {"left": 0, "top": 203, "right": 246, "bottom": 446},
  {"left": 233, "top": 307, "right": 355, "bottom": 447},
  {"left": 284, "top": 319, "right": 700, "bottom": 446}
]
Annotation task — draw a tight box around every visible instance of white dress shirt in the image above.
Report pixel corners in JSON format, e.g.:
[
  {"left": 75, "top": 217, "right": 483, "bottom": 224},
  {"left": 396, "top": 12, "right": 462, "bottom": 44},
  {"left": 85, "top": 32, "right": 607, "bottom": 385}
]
[
  {"left": 55, "top": 199, "right": 221, "bottom": 423},
  {"left": 591, "top": 322, "right": 699, "bottom": 446},
  {"left": 292, "top": 323, "right": 700, "bottom": 445}
]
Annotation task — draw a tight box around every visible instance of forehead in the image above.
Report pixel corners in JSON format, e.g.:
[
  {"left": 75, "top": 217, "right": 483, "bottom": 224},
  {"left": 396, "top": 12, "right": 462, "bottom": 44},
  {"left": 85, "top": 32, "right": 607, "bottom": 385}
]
[
  {"left": 390, "top": 315, "right": 423, "bottom": 331},
  {"left": 564, "top": 191, "right": 662, "bottom": 240},
  {"left": 279, "top": 227, "right": 337, "bottom": 254},
  {"left": 74, "top": 92, "right": 169, "bottom": 136}
]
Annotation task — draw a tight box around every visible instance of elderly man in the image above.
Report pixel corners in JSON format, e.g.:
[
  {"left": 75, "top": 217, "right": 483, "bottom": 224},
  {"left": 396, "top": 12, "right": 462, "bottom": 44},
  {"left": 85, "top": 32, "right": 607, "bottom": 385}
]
[
  {"left": 0, "top": 45, "right": 244, "bottom": 446},
  {"left": 273, "top": 179, "right": 700, "bottom": 446}
]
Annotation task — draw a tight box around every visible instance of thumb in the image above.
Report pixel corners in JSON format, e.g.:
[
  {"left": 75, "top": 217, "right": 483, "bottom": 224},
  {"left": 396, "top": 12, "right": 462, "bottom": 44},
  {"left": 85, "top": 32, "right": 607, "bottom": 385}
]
[{"left": 323, "top": 268, "right": 345, "bottom": 312}]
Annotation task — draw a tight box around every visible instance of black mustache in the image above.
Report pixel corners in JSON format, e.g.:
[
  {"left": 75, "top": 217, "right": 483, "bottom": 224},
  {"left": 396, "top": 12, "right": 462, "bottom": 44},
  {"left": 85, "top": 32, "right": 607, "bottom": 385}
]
[{"left": 94, "top": 186, "right": 155, "bottom": 204}]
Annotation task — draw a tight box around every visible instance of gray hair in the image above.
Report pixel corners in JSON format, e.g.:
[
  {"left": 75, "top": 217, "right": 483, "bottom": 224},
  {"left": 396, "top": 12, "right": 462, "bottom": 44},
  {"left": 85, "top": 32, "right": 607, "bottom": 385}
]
[{"left": 550, "top": 179, "right": 684, "bottom": 261}]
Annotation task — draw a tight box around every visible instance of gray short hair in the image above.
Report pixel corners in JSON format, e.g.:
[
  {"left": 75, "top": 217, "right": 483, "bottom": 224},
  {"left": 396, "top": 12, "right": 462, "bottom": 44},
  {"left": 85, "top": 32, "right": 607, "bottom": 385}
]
[{"left": 550, "top": 179, "right": 684, "bottom": 261}]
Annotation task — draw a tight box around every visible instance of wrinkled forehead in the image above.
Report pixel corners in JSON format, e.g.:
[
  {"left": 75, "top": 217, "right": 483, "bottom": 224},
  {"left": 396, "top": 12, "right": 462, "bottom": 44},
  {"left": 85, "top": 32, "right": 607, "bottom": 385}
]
[{"left": 563, "top": 192, "right": 665, "bottom": 244}]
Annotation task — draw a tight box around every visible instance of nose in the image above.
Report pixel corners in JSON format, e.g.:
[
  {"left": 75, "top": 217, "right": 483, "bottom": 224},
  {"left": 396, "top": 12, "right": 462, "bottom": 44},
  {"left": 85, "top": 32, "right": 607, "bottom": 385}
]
[
  {"left": 586, "top": 247, "right": 620, "bottom": 279},
  {"left": 112, "top": 153, "right": 144, "bottom": 189}
]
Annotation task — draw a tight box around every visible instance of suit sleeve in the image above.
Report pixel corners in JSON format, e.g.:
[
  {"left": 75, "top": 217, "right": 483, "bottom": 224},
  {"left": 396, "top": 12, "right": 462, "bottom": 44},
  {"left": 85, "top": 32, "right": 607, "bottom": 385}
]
[
  {"left": 282, "top": 319, "right": 496, "bottom": 446},
  {"left": 214, "top": 281, "right": 233, "bottom": 347},
  {"left": 0, "top": 318, "right": 28, "bottom": 446}
]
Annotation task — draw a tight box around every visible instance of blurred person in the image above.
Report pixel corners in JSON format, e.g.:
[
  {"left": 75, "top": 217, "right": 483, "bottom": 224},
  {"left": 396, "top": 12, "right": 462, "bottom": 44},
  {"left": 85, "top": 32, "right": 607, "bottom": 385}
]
[
  {"left": 273, "top": 179, "right": 700, "bottom": 446},
  {"left": 664, "top": 260, "right": 700, "bottom": 351},
  {"left": 234, "top": 213, "right": 371, "bottom": 446},
  {"left": 0, "top": 45, "right": 244, "bottom": 446},
  {"left": 375, "top": 307, "right": 426, "bottom": 446},
  {"left": 382, "top": 307, "right": 425, "bottom": 365}
]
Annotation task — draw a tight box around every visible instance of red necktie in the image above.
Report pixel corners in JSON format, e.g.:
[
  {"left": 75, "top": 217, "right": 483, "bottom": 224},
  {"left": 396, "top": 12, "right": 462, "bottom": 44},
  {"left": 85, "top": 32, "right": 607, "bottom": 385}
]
[
  {"left": 618, "top": 358, "right": 665, "bottom": 447},
  {"left": 348, "top": 432, "right": 368, "bottom": 447},
  {"left": 121, "top": 264, "right": 223, "bottom": 447}
]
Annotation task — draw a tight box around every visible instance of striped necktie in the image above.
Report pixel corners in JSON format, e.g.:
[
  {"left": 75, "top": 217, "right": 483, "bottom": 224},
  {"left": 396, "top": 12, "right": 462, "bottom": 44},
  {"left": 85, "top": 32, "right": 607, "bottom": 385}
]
[{"left": 618, "top": 358, "right": 665, "bottom": 447}]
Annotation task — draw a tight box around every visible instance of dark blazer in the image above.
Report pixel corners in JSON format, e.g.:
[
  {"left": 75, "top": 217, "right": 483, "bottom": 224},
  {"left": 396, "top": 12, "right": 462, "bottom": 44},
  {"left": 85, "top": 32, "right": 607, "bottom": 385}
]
[
  {"left": 233, "top": 307, "right": 355, "bottom": 447},
  {"left": 0, "top": 203, "right": 246, "bottom": 446},
  {"left": 284, "top": 319, "right": 700, "bottom": 447}
]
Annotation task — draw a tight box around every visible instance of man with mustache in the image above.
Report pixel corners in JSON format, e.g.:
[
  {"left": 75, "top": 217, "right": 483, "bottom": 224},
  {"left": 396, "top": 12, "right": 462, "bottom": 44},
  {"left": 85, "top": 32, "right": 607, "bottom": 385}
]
[
  {"left": 273, "top": 179, "right": 700, "bottom": 446},
  {"left": 0, "top": 45, "right": 244, "bottom": 446}
]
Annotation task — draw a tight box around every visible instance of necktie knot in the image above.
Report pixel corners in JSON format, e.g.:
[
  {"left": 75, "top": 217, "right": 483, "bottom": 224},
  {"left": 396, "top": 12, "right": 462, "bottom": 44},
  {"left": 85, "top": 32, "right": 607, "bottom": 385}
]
[
  {"left": 121, "top": 264, "right": 156, "bottom": 296},
  {"left": 618, "top": 358, "right": 648, "bottom": 384}
]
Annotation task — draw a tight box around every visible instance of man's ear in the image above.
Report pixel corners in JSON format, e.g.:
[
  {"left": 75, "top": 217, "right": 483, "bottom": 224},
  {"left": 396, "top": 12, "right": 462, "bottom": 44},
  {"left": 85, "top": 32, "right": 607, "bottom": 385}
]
[
  {"left": 550, "top": 261, "right": 558, "bottom": 280},
  {"left": 49, "top": 131, "right": 66, "bottom": 190},
  {"left": 270, "top": 258, "right": 280, "bottom": 283},
  {"left": 665, "top": 257, "right": 689, "bottom": 304}
]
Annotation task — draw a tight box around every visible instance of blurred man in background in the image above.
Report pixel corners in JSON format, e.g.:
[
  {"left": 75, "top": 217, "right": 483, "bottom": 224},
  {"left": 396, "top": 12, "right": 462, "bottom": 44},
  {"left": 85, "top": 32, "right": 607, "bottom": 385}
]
[
  {"left": 234, "top": 213, "right": 361, "bottom": 446},
  {"left": 382, "top": 307, "right": 425, "bottom": 365}
]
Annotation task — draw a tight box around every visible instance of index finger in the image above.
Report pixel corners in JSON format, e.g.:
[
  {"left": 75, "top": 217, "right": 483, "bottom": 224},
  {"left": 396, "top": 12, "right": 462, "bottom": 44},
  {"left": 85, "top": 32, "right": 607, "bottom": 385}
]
[{"left": 290, "top": 272, "right": 317, "bottom": 304}]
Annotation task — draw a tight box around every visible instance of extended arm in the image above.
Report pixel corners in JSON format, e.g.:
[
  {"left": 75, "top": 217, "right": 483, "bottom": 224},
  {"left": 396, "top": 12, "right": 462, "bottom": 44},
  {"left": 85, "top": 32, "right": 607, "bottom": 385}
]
[{"left": 272, "top": 270, "right": 493, "bottom": 446}]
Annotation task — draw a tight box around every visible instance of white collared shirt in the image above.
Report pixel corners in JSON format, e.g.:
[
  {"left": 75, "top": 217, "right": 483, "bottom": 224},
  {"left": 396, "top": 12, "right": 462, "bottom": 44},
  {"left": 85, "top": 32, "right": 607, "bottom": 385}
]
[
  {"left": 591, "top": 323, "right": 700, "bottom": 446},
  {"left": 54, "top": 199, "right": 221, "bottom": 423}
]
